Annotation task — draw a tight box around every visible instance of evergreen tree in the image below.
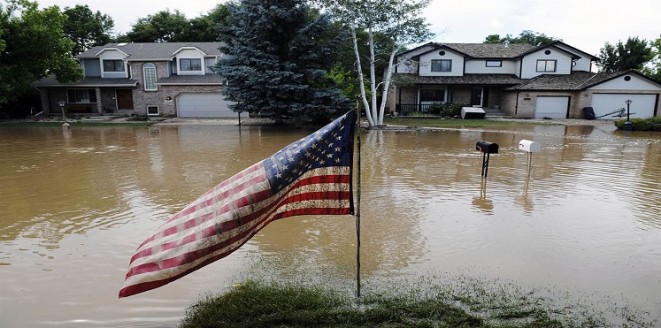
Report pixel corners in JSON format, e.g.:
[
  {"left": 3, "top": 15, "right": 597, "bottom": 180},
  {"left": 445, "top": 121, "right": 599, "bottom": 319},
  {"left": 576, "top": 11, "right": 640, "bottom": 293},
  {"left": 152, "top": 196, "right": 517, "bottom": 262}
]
[{"left": 215, "top": 0, "right": 351, "bottom": 122}]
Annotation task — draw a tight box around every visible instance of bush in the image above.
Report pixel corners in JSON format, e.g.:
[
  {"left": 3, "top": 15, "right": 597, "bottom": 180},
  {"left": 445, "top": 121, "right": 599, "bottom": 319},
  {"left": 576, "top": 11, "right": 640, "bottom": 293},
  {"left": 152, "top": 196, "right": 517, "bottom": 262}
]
[
  {"left": 614, "top": 117, "right": 661, "bottom": 131},
  {"left": 428, "top": 103, "right": 466, "bottom": 117}
]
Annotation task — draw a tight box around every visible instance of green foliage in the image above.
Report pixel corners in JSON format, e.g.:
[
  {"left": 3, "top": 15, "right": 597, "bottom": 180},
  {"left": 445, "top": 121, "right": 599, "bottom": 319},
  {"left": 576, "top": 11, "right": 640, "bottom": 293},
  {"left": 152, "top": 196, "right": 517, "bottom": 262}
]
[
  {"left": 0, "top": 0, "right": 82, "bottom": 104},
  {"left": 428, "top": 103, "right": 465, "bottom": 116},
  {"left": 598, "top": 37, "right": 654, "bottom": 72},
  {"left": 483, "top": 30, "right": 560, "bottom": 46},
  {"left": 614, "top": 117, "right": 661, "bottom": 131},
  {"left": 641, "top": 35, "right": 661, "bottom": 82},
  {"left": 125, "top": 9, "right": 189, "bottom": 42},
  {"left": 121, "top": 5, "right": 230, "bottom": 42},
  {"left": 215, "top": 0, "right": 351, "bottom": 122},
  {"left": 62, "top": 5, "right": 114, "bottom": 55}
]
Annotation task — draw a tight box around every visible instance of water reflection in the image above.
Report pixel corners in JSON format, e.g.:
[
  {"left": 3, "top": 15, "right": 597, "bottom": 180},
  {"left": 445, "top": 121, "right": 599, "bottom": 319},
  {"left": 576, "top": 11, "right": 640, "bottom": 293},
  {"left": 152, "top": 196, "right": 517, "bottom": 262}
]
[{"left": 0, "top": 122, "right": 660, "bottom": 327}]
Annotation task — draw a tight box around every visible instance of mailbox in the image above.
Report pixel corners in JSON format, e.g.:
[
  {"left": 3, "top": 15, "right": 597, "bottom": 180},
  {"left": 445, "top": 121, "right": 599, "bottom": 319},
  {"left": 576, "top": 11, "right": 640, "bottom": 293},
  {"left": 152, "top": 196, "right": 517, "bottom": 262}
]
[
  {"left": 475, "top": 141, "right": 498, "bottom": 154},
  {"left": 518, "top": 140, "right": 540, "bottom": 153}
]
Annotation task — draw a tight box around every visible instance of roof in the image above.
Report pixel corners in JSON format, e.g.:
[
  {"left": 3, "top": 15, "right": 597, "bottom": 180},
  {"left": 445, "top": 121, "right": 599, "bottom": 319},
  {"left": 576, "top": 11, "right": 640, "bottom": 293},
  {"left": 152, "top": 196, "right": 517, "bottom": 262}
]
[
  {"left": 440, "top": 43, "right": 536, "bottom": 59},
  {"left": 506, "top": 70, "right": 661, "bottom": 91},
  {"left": 157, "top": 74, "right": 224, "bottom": 85},
  {"left": 33, "top": 76, "right": 138, "bottom": 88},
  {"left": 401, "top": 41, "right": 598, "bottom": 60},
  {"left": 78, "top": 42, "right": 224, "bottom": 61},
  {"left": 403, "top": 74, "right": 524, "bottom": 85}
]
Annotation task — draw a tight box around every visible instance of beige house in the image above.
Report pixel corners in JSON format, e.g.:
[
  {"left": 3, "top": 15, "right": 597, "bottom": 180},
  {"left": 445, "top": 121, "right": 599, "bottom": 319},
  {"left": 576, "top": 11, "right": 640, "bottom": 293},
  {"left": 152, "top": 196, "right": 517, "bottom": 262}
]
[{"left": 387, "top": 41, "right": 661, "bottom": 119}]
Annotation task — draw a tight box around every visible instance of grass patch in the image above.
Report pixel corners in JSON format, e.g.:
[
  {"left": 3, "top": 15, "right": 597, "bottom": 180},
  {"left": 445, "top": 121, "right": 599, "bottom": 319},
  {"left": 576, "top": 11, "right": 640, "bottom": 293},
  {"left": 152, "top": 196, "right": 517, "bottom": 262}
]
[
  {"left": 614, "top": 117, "right": 661, "bottom": 131},
  {"left": 179, "top": 276, "right": 657, "bottom": 328},
  {"left": 384, "top": 117, "right": 550, "bottom": 128}
]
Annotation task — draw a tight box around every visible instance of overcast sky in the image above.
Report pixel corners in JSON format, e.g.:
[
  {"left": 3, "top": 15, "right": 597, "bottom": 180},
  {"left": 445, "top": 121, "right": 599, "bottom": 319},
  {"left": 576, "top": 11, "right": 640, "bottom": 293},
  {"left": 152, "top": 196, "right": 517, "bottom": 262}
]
[{"left": 38, "top": 0, "right": 660, "bottom": 56}]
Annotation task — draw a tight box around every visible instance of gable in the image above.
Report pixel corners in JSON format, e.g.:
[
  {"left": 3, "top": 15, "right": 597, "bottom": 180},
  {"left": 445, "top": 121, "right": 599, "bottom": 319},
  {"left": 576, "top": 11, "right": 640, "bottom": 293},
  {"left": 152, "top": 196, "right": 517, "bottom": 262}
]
[
  {"left": 587, "top": 73, "right": 661, "bottom": 91},
  {"left": 520, "top": 47, "right": 573, "bottom": 79}
]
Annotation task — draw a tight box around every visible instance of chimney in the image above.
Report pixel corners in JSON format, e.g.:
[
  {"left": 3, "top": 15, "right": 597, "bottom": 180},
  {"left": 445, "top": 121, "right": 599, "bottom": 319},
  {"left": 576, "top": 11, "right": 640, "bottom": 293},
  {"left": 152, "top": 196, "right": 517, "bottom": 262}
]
[{"left": 504, "top": 40, "right": 509, "bottom": 48}]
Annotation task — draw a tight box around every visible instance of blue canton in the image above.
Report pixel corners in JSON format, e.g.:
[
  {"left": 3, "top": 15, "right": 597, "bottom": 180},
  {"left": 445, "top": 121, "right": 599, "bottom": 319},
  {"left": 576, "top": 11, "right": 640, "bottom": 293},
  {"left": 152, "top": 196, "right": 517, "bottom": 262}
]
[{"left": 263, "top": 112, "right": 355, "bottom": 193}]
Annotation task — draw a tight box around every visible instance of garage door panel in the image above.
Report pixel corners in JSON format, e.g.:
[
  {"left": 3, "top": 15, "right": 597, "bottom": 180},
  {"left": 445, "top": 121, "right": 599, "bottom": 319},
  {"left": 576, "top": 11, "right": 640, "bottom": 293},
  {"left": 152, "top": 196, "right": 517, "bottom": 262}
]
[
  {"left": 535, "top": 96, "right": 569, "bottom": 119},
  {"left": 177, "top": 93, "right": 236, "bottom": 118},
  {"left": 591, "top": 94, "right": 656, "bottom": 119}
]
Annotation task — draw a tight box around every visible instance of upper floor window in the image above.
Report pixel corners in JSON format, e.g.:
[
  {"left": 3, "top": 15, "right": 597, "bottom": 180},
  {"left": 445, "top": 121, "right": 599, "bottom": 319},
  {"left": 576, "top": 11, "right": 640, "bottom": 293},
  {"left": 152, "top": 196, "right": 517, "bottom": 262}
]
[
  {"left": 103, "top": 60, "right": 125, "bottom": 72},
  {"left": 486, "top": 60, "right": 502, "bottom": 67},
  {"left": 143, "top": 63, "right": 157, "bottom": 91},
  {"left": 536, "top": 59, "right": 556, "bottom": 72},
  {"left": 431, "top": 59, "right": 452, "bottom": 72},
  {"left": 180, "top": 58, "right": 202, "bottom": 71}
]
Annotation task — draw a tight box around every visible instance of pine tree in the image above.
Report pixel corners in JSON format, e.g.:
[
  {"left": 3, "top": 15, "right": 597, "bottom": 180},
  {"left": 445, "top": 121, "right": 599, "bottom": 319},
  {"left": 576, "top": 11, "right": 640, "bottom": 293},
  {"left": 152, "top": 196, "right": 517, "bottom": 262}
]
[{"left": 215, "top": 0, "right": 351, "bottom": 122}]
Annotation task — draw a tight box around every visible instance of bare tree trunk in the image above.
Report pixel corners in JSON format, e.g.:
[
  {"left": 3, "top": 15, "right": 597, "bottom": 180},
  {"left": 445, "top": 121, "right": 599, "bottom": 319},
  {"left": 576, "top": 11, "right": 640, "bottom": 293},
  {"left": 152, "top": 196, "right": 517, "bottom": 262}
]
[
  {"left": 377, "top": 48, "right": 398, "bottom": 126},
  {"left": 368, "top": 28, "right": 379, "bottom": 126},
  {"left": 351, "top": 27, "right": 375, "bottom": 127}
]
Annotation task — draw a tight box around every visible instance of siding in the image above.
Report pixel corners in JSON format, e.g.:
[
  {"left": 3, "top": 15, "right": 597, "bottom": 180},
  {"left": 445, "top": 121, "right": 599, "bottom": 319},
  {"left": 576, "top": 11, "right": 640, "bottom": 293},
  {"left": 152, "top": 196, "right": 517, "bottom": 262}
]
[
  {"left": 465, "top": 59, "right": 517, "bottom": 74},
  {"left": 419, "top": 50, "right": 464, "bottom": 76}
]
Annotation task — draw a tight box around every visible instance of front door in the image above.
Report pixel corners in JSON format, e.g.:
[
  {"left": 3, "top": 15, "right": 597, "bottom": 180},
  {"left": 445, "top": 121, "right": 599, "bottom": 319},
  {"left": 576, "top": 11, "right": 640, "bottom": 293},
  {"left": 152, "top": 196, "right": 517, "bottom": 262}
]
[
  {"left": 471, "top": 87, "right": 483, "bottom": 107},
  {"left": 116, "top": 89, "right": 134, "bottom": 110}
]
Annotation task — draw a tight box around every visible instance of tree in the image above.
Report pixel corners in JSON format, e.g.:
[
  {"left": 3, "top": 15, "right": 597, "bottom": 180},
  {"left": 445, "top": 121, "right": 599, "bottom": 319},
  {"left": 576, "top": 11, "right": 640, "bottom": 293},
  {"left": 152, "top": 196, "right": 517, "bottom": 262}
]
[
  {"left": 0, "top": 0, "right": 82, "bottom": 105},
  {"left": 125, "top": 9, "right": 190, "bottom": 42},
  {"left": 215, "top": 0, "right": 351, "bottom": 122},
  {"left": 318, "top": 0, "right": 433, "bottom": 127},
  {"left": 187, "top": 4, "right": 231, "bottom": 41},
  {"left": 641, "top": 35, "right": 661, "bottom": 82},
  {"left": 598, "top": 37, "right": 653, "bottom": 72},
  {"left": 484, "top": 30, "right": 559, "bottom": 46},
  {"left": 62, "top": 5, "right": 114, "bottom": 55}
]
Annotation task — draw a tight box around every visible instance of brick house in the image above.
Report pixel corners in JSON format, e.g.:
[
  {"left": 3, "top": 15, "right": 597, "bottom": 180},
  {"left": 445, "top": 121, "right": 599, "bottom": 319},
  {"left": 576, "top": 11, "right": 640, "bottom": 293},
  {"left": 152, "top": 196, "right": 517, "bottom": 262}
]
[{"left": 34, "top": 42, "right": 236, "bottom": 118}]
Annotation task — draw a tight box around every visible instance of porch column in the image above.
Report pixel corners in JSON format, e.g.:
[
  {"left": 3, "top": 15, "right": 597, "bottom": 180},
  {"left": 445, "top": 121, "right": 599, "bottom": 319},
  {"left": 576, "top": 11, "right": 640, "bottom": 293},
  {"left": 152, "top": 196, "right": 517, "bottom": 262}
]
[
  {"left": 38, "top": 89, "right": 49, "bottom": 114},
  {"left": 95, "top": 87, "right": 102, "bottom": 114}
]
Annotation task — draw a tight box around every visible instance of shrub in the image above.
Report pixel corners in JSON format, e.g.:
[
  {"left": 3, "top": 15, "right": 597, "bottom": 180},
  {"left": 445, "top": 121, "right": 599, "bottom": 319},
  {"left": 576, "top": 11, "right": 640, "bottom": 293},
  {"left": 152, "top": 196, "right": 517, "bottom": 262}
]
[{"left": 614, "top": 117, "right": 661, "bottom": 131}]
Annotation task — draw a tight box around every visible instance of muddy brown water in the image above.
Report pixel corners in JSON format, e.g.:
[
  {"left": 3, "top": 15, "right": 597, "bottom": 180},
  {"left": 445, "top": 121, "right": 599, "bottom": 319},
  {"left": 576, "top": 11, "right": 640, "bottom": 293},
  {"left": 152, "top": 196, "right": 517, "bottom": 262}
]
[{"left": 1, "top": 122, "right": 660, "bottom": 327}]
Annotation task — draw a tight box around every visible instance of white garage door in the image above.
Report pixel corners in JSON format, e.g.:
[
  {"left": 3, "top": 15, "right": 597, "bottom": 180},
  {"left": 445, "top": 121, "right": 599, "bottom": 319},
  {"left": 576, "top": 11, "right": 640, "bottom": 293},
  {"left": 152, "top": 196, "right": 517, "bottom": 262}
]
[
  {"left": 535, "top": 96, "right": 569, "bottom": 119},
  {"left": 591, "top": 94, "right": 656, "bottom": 119},
  {"left": 177, "top": 93, "right": 236, "bottom": 118}
]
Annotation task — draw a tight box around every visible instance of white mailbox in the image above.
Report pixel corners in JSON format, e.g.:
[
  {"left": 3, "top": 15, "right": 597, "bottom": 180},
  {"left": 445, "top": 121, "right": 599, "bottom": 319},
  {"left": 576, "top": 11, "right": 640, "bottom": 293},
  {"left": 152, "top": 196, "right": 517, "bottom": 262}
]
[{"left": 518, "top": 140, "right": 541, "bottom": 153}]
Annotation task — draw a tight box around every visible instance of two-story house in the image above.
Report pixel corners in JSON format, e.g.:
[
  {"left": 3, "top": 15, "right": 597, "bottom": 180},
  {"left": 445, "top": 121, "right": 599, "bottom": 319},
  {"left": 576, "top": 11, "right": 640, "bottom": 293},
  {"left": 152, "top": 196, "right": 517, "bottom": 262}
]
[
  {"left": 387, "top": 41, "right": 661, "bottom": 119},
  {"left": 34, "top": 42, "right": 236, "bottom": 118}
]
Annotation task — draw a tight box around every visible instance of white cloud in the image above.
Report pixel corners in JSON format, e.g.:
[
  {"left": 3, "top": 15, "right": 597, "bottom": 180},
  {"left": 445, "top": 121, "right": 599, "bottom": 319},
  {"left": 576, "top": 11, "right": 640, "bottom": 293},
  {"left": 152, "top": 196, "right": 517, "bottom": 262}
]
[{"left": 38, "top": 0, "right": 660, "bottom": 56}]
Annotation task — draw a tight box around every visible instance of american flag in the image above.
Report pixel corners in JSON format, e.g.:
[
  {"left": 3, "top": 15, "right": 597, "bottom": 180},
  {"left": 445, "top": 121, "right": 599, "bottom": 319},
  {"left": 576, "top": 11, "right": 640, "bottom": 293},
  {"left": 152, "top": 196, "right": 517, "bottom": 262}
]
[{"left": 119, "top": 111, "right": 356, "bottom": 298}]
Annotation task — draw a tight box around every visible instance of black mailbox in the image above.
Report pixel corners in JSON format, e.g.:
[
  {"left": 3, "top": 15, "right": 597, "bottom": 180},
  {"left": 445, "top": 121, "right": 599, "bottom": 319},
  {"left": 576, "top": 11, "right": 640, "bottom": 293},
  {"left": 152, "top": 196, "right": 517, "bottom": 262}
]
[{"left": 475, "top": 141, "right": 498, "bottom": 154}]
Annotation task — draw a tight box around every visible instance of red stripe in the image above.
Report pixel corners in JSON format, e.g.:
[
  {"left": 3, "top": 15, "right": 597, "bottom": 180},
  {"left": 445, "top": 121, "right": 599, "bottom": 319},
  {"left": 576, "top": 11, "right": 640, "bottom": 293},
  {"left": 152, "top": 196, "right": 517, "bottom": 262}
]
[{"left": 124, "top": 176, "right": 350, "bottom": 279}]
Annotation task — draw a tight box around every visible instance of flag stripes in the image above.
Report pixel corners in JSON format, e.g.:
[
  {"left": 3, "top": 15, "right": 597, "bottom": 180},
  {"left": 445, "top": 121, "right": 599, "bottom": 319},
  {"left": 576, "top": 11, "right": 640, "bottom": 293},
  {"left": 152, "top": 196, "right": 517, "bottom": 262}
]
[{"left": 119, "top": 111, "right": 355, "bottom": 298}]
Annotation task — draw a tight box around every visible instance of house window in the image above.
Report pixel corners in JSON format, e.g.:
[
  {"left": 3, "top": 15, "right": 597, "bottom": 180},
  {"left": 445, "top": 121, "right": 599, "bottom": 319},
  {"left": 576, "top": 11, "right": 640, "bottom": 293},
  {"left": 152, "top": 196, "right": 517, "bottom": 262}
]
[
  {"left": 180, "top": 58, "right": 202, "bottom": 71},
  {"left": 143, "top": 63, "right": 157, "bottom": 91},
  {"left": 431, "top": 59, "right": 452, "bottom": 72},
  {"left": 536, "top": 59, "right": 556, "bottom": 72},
  {"left": 103, "top": 60, "right": 125, "bottom": 72},
  {"left": 486, "top": 60, "right": 502, "bottom": 67},
  {"left": 420, "top": 89, "right": 445, "bottom": 102},
  {"left": 67, "top": 89, "right": 96, "bottom": 103},
  {"left": 147, "top": 105, "right": 159, "bottom": 116}
]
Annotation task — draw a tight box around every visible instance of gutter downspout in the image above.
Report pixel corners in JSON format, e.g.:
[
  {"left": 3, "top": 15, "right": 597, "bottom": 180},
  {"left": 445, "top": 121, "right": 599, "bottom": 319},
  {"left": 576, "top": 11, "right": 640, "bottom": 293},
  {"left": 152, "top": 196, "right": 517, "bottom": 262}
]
[{"left": 515, "top": 92, "right": 520, "bottom": 117}]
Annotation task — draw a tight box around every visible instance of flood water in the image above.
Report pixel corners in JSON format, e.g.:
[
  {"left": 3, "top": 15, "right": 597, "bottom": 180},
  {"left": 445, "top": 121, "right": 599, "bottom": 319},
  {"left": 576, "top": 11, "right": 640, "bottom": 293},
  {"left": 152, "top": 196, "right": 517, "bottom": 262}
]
[{"left": 1, "top": 121, "right": 660, "bottom": 327}]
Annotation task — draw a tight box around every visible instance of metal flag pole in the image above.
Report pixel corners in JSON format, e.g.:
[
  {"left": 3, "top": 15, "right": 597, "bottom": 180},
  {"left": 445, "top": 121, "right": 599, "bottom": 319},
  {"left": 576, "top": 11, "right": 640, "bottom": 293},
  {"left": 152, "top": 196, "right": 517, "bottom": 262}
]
[{"left": 354, "top": 109, "right": 362, "bottom": 298}]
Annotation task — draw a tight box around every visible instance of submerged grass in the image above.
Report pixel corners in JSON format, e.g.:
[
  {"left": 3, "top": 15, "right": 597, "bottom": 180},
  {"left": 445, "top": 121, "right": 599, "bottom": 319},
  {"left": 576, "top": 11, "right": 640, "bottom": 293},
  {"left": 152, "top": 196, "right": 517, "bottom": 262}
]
[{"left": 180, "top": 277, "right": 653, "bottom": 328}]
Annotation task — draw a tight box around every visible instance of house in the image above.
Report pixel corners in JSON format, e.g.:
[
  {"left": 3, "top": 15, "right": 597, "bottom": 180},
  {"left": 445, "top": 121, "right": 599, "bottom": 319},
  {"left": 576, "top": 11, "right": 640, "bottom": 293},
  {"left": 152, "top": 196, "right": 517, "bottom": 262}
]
[
  {"left": 387, "top": 41, "right": 661, "bottom": 119},
  {"left": 34, "top": 42, "right": 236, "bottom": 118}
]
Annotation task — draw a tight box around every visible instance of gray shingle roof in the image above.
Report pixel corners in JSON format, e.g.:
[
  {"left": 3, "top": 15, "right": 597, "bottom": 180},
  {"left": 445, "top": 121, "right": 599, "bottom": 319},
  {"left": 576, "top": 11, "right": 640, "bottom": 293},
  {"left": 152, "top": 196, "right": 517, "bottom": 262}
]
[
  {"left": 77, "top": 42, "right": 224, "bottom": 60},
  {"left": 33, "top": 76, "right": 138, "bottom": 87},
  {"left": 406, "top": 74, "right": 524, "bottom": 85},
  {"left": 505, "top": 71, "right": 638, "bottom": 91},
  {"left": 157, "top": 74, "right": 224, "bottom": 85},
  {"left": 441, "top": 43, "right": 536, "bottom": 58}
]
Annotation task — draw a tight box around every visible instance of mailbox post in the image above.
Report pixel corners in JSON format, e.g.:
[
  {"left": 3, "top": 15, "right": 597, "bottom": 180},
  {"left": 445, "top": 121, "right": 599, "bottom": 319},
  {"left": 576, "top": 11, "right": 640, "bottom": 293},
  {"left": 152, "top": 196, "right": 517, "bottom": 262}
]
[
  {"left": 518, "top": 139, "right": 540, "bottom": 178},
  {"left": 475, "top": 141, "right": 498, "bottom": 178}
]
